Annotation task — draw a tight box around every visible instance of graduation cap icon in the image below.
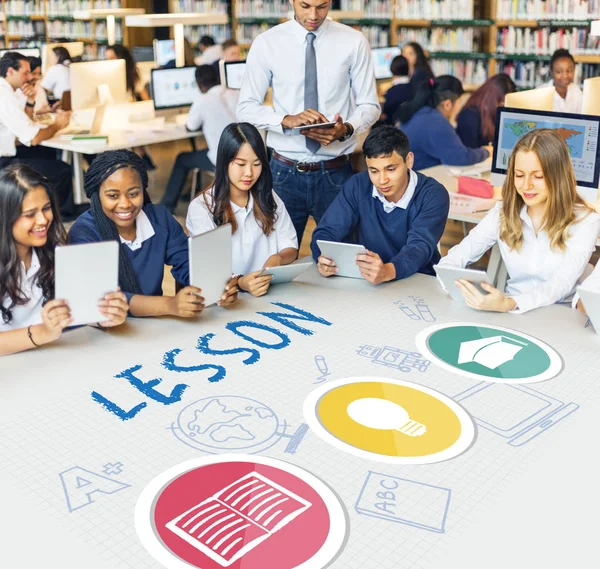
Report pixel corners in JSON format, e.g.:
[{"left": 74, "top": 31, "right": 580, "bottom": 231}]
[{"left": 457, "top": 336, "right": 528, "bottom": 370}]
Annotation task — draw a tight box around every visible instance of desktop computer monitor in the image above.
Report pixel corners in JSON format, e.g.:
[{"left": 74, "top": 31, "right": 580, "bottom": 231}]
[
  {"left": 582, "top": 77, "right": 600, "bottom": 116},
  {"left": 41, "top": 42, "right": 84, "bottom": 73},
  {"left": 70, "top": 60, "right": 128, "bottom": 110},
  {"left": 0, "top": 47, "right": 41, "bottom": 59},
  {"left": 371, "top": 46, "right": 401, "bottom": 80},
  {"left": 219, "top": 60, "right": 246, "bottom": 90},
  {"left": 153, "top": 39, "right": 176, "bottom": 67},
  {"left": 151, "top": 66, "right": 199, "bottom": 111},
  {"left": 491, "top": 107, "right": 600, "bottom": 202},
  {"left": 504, "top": 87, "right": 554, "bottom": 111}
]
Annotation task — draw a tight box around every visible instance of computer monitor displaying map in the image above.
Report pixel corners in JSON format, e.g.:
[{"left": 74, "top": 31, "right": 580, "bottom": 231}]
[
  {"left": 372, "top": 46, "right": 401, "bottom": 80},
  {"left": 491, "top": 107, "right": 600, "bottom": 202}
]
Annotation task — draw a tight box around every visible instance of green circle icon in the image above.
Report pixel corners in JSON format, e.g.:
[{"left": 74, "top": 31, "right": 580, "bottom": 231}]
[{"left": 415, "top": 323, "right": 563, "bottom": 384}]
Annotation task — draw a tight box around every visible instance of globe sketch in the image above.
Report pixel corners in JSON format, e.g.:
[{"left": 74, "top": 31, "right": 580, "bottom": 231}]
[{"left": 170, "top": 396, "right": 307, "bottom": 455}]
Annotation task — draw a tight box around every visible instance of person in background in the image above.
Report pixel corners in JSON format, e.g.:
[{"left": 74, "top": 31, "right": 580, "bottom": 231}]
[
  {"left": 105, "top": 44, "right": 154, "bottom": 170},
  {"left": 438, "top": 129, "right": 600, "bottom": 314},
  {"left": 187, "top": 123, "right": 298, "bottom": 297},
  {"left": 543, "top": 48, "right": 583, "bottom": 113},
  {"left": 222, "top": 39, "right": 242, "bottom": 62},
  {"left": 106, "top": 44, "right": 150, "bottom": 102},
  {"left": 41, "top": 46, "right": 71, "bottom": 105},
  {"left": 195, "top": 35, "right": 223, "bottom": 65},
  {"left": 311, "top": 126, "right": 449, "bottom": 284},
  {"left": 161, "top": 65, "right": 239, "bottom": 213},
  {"left": 0, "top": 52, "right": 74, "bottom": 217},
  {"left": 397, "top": 75, "right": 490, "bottom": 170},
  {"left": 381, "top": 55, "right": 412, "bottom": 124},
  {"left": 456, "top": 73, "right": 516, "bottom": 148},
  {"left": 402, "top": 42, "right": 434, "bottom": 94},
  {"left": 68, "top": 150, "right": 239, "bottom": 317},
  {"left": 24, "top": 56, "right": 53, "bottom": 113},
  {"left": 0, "top": 164, "right": 128, "bottom": 356},
  {"left": 237, "top": 0, "right": 380, "bottom": 246}
]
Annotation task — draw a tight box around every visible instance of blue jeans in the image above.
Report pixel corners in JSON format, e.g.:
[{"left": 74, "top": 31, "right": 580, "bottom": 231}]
[
  {"left": 270, "top": 157, "right": 353, "bottom": 244},
  {"left": 160, "top": 149, "right": 215, "bottom": 212}
]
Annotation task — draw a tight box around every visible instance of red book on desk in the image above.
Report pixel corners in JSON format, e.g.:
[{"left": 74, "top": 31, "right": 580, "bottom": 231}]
[{"left": 457, "top": 176, "right": 494, "bottom": 199}]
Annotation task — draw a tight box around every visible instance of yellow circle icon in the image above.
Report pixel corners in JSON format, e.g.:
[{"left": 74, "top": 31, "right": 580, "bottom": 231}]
[{"left": 304, "top": 377, "right": 475, "bottom": 464}]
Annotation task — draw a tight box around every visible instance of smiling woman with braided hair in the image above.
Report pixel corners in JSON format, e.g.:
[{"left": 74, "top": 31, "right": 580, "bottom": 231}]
[{"left": 68, "top": 150, "right": 238, "bottom": 317}]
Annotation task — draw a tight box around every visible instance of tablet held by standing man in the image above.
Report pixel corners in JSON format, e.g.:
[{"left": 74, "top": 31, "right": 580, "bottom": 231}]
[{"left": 237, "top": 0, "right": 381, "bottom": 244}]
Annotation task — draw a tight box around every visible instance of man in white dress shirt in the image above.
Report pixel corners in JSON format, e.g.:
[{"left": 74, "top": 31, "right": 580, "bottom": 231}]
[
  {"left": 237, "top": 0, "right": 381, "bottom": 244},
  {"left": 161, "top": 64, "right": 239, "bottom": 212},
  {"left": 0, "top": 52, "right": 74, "bottom": 216}
]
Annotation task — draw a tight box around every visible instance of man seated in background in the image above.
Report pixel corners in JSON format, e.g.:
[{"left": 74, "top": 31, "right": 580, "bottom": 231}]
[
  {"left": 160, "top": 65, "right": 239, "bottom": 213},
  {"left": 195, "top": 36, "right": 223, "bottom": 65}
]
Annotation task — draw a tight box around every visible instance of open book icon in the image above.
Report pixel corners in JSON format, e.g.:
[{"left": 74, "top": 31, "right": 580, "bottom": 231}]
[
  {"left": 165, "top": 472, "right": 312, "bottom": 566},
  {"left": 457, "top": 335, "right": 527, "bottom": 369}
]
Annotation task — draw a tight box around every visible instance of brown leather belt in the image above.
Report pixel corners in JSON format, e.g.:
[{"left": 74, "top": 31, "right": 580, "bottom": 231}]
[{"left": 272, "top": 150, "right": 350, "bottom": 172}]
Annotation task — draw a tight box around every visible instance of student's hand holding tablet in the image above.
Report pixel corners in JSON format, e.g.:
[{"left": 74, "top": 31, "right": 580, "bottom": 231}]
[
  {"left": 96, "top": 289, "right": 129, "bottom": 328},
  {"left": 317, "top": 255, "right": 339, "bottom": 278},
  {"left": 356, "top": 250, "right": 395, "bottom": 284},
  {"left": 218, "top": 277, "right": 239, "bottom": 307},
  {"left": 455, "top": 280, "right": 517, "bottom": 312},
  {"left": 239, "top": 271, "right": 273, "bottom": 297},
  {"left": 167, "top": 286, "right": 205, "bottom": 318},
  {"left": 37, "top": 299, "right": 74, "bottom": 343}
]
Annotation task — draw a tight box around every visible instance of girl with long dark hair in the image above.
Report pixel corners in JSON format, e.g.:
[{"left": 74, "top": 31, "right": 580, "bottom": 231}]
[
  {"left": 401, "top": 42, "right": 434, "bottom": 93},
  {"left": 186, "top": 123, "right": 298, "bottom": 297},
  {"left": 456, "top": 73, "right": 516, "bottom": 148},
  {"left": 396, "top": 75, "right": 490, "bottom": 170},
  {"left": 0, "top": 164, "right": 127, "bottom": 355},
  {"left": 41, "top": 46, "right": 71, "bottom": 103},
  {"left": 105, "top": 44, "right": 150, "bottom": 102},
  {"left": 68, "top": 150, "right": 238, "bottom": 316}
]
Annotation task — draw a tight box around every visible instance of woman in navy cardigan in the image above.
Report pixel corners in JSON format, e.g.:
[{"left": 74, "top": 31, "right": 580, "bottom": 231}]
[
  {"left": 396, "top": 75, "right": 490, "bottom": 171},
  {"left": 68, "top": 150, "right": 238, "bottom": 317},
  {"left": 456, "top": 74, "right": 516, "bottom": 148}
]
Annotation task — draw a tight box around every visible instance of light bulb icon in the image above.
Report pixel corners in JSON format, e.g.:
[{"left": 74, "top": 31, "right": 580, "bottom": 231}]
[{"left": 347, "top": 397, "right": 427, "bottom": 437}]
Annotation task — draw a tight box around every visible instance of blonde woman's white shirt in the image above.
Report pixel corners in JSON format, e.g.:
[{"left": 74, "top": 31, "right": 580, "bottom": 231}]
[
  {"left": 437, "top": 201, "right": 600, "bottom": 314},
  {"left": 186, "top": 188, "right": 298, "bottom": 275},
  {"left": 41, "top": 64, "right": 71, "bottom": 100},
  {"left": 0, "top": 250, "right": 44, "bottom": 330}
]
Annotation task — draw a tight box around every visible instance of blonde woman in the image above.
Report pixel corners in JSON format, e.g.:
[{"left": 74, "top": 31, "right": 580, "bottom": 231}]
[{"left": 437, "top": 129, "right": 600, "bottom": 314}]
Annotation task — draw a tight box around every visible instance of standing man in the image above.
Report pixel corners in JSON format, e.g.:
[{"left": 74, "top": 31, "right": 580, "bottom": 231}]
[
  {"left": 0, "top": 52, "right": 73, "bottom": 216},
  {"left": 237, "top": 0, "right": 380, "bottom": 244}
]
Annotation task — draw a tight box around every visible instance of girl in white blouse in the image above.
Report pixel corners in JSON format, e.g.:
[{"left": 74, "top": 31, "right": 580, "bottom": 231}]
[
  {"left": 438, "top": 128, "right": 600, "bottom": 314},
  {"left": 0, "top": 164, "right": 128, "bottom": 356},
  {"left": 186, "top": 123, "right": 298, "bottom": 297},
  {"left": 41, "top": 46, "right": 71, "bottom": 104}
]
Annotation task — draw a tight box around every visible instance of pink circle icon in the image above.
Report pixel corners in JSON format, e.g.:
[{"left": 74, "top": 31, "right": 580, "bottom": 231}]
[{"left": 136, "top": 455, "right": 347, "bottom": 569}]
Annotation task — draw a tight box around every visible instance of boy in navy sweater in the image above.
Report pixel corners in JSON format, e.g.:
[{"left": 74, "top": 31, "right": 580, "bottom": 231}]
[{"left": 311, "top": 126, "right": 449, "bottom": 284}]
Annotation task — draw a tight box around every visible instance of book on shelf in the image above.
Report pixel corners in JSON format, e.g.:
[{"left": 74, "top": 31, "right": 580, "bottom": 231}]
[
  {"left": 339, "top": 0, "right": 393, "bottom": 18},
  {"left": 173, "top": 0, "right": 228, "bottom": 13},
  {"left": 234, "top": 0, "right": 289, "bottom": 18},
  {"left": 397, "top": 26, "right": 480, "bottom": 53},
  {"left": 430, "top": 57, "right": 488, "bottom": 85},
  {"left": 496, "top": 25, "right": 600, "bottom": 56},
  {"left": 496, "top": 0, "right": 600, "bottom": 21},
  {"left": 396, "top": 0, "right": 474, "bottom": 21},
  {"left": 496, "top": 60, "right": 600, "bottom": 88}
]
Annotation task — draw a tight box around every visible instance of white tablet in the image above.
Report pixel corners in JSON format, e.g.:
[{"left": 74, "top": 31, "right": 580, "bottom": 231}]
[
  {"left": 189, "top": 224, "right": 232, "bottom": 307},
  {"left": 259, "top": 261, "right": 313, "bottom": 284},
  {"left": 434, "top": 265, "right": 491, "bottom": 302},
  {"left": 316, "top": 240, "right": 367, "bottom": 279},
  {"left": 291, "top": 121, "right": 336, "bottom": 132},
  {"left": 576, "top": 287, "right": 600, "bottom": 334},
  {"left": 55, "top": 241, "right": 119, "bottom": 326}
]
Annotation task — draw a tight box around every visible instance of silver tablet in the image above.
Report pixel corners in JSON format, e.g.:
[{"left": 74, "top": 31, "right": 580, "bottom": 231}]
[
  {"left": 316, "top": 240, "right": 367, "bottom": 279},
  {"left": 260, "top": 261, "right": 313, "bottom": 284},
  {"left": 576, "top": 287, "right": 600, "bottom": 334},
  {"left": 291, "top": 121, "right": 336, "bottom": 132},
  {"left": 434, "top": 265, "right": 491, "bottom": 302},
  {"left": 55, "top": 241, "right": 119, "bottom": 326},
  {"left": 189, "top": 224, "right": 232, "bottom": 307}
]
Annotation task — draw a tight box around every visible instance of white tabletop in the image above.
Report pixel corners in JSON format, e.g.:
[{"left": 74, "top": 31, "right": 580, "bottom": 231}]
[{"left": 0, "top": 268, "right": 597, "bottom": 568}]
